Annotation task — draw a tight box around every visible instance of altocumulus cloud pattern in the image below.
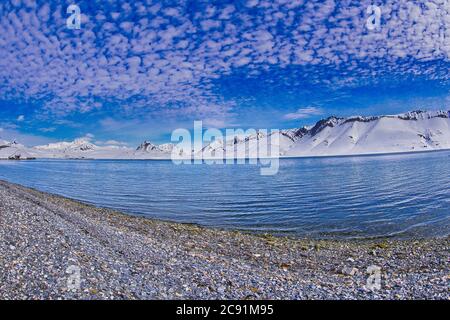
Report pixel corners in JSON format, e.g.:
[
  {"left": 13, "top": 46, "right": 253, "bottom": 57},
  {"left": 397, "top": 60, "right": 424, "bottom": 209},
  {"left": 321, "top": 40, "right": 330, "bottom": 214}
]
[{"left": 0, "top": 0, "right": 449, "bottom": 122}]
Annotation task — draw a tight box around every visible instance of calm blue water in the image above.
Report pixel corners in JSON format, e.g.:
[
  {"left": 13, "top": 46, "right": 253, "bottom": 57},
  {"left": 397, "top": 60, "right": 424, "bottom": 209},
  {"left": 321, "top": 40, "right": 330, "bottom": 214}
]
[{"left": 1, "top": 151, "right": 449, "bottom": 239}]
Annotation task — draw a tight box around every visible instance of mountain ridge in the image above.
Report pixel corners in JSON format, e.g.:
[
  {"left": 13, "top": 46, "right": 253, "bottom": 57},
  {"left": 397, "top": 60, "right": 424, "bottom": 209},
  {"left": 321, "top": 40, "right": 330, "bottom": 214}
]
[{"left": 1, "top": 110, "right": 449, "bottom": 159}]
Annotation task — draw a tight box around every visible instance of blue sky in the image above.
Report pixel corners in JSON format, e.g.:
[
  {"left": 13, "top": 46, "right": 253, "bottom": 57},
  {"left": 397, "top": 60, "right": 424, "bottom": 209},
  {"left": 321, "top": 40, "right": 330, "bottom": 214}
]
[{"left": 0, "top": 0, "right": 449, "bottom": 146}]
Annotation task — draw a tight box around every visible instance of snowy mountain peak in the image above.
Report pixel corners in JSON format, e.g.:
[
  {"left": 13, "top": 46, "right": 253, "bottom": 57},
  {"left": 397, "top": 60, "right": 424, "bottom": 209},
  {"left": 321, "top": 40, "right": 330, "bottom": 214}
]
[
  {"left": 136, "top": 140, "right": 160, "bottom": 152},
  {"left": 35, "top": 139, "right": 96, "bottom": 152},
  {"left": 283, "top": 127, "right": 311, "bottom": 141},
  {"left": 309, "top": 116, "right": 344, "bottom": 136},
  {"left": 71, "top": 139, "right": 96, "bottom": 151},
  {"left": 305, "top": 110, "right": 450, "bottom": 137},
  {"left": 396, "top": 110, "right": 449, "bottom": 121}
]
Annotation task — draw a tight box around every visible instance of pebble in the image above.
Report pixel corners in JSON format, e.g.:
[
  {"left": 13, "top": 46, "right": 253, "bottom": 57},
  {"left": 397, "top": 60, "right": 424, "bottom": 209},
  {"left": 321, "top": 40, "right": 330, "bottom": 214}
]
[
  {"left": 0, "top": 180, "right": 448, "bottom": 300},
  {"left": 341, "top": 266, "right": 358, "bottom": 276}
]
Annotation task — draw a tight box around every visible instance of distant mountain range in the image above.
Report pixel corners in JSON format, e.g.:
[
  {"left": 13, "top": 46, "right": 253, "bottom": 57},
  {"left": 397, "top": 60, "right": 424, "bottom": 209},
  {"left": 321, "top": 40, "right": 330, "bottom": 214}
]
[{"left": 1, "top": 110, "right": 449, "bottom": 160}]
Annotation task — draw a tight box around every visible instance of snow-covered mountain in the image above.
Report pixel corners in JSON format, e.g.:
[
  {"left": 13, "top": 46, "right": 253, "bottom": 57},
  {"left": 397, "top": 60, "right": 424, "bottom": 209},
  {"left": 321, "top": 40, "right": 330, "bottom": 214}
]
[
  {"left": 35, "top": 138, "right": 97, "bottom": 152},
  {"left": 0, "top": 140, "right": 35, "bottom": 160},
  {"left": 132, "top": 141, "right": 175, "bottom": 159},
  {"left": 1, "top": 110, "right": 449, "bottom": 160},
  {"left": 30, "top": 138, "right": 172, "bottom": 159},
  {"left": 32, "top": 139, "right": 133, "bottom": 159},
  {"left": 284, "top": 110, "right": 450, "bottom": 157},
  {"left": 200, "top": 110, "right": 450, "bottom": 158},
  {"left": 200, "top": 130, "right": 289, "bottom": 159},
  {"left": 135, "top": 140, "right": 160, "bottom": 152},
  {"left": 135, "top": 141, "right": 176, "bottom": 153}
]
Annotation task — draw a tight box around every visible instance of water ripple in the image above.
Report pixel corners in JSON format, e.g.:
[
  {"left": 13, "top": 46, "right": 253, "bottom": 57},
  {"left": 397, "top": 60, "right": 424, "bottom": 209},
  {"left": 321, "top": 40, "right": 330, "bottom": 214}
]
[{"left": 0, "top": 151, "right": 449, "bottom": 239}]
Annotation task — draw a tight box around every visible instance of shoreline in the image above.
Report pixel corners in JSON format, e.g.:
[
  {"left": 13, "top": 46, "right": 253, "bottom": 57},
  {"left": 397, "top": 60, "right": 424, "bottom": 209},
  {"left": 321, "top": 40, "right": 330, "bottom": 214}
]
[
  {"left": 0, "top": 179, "right": 448, "bottom": 299},
  {"left": 1, "top": 146, "right": 450, "bottom": 162}
]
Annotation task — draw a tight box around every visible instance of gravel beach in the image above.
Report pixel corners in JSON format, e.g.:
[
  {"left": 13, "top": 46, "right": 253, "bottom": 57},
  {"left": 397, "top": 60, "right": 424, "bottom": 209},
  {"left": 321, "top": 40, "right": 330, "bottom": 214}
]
[{"left": 0, "top": 179, "right": 448, "bottom": 300}]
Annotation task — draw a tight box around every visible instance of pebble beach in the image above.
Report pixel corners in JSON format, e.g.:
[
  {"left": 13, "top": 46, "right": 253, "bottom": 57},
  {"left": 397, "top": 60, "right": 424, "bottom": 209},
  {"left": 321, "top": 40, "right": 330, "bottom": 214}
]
[{"left": 0, "top": 179, "right": 448, "bottom": 300}]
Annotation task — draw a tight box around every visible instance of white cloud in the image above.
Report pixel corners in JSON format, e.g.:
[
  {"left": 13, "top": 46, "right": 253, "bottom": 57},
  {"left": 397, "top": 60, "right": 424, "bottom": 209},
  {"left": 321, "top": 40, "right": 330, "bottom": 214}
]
[
  {"left": 0, "top": 0, "right": 448, "bottom": 122},
  {"left": 39, "top": 127, "right": 56, "bottom": 133},
  {"left": 84, "top": 133, "right": 95, "bottom": 140},
  {"left": 96, "top": 139, "right": 129, "bottom": 147},
  {"left": 17, "top": 115, "right": 25, "bottom": 122},
  {"left": 202, "top": 118, "right": 236, "bottom": 128},
  {"left": 284, "top": 107, "right": 323, "bottom": 120}
]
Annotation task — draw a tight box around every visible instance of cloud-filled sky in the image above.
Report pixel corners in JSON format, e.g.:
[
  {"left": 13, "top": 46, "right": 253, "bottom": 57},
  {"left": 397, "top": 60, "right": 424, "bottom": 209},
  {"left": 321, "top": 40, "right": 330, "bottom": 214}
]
[{"left": 0, "top": 0, "right": 449, "bottom": 146}]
